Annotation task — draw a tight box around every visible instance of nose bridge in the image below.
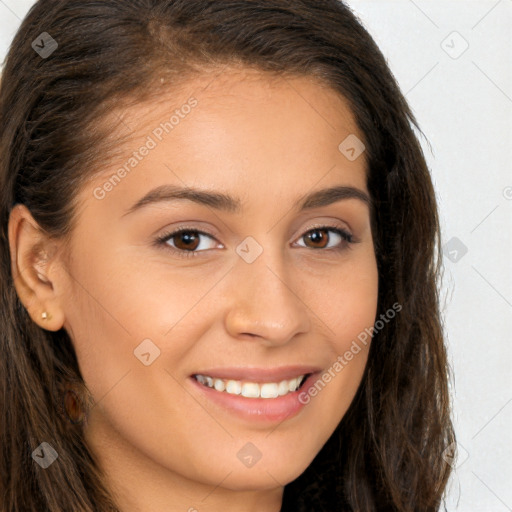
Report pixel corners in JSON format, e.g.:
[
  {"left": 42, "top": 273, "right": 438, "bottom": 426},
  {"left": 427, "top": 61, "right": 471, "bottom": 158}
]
[{"left": 224, "top": 239, "right": 310, "bottom": 343}]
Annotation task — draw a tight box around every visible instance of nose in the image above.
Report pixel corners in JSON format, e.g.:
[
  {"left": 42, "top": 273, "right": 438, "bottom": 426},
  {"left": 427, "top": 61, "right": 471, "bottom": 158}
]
[{"left": 224, "top": 248, "right": 311, "bottom": 346}]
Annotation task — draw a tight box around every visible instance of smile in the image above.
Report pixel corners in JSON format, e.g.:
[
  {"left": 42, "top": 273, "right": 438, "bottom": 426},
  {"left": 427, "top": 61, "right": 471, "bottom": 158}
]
[{"left": 193, "top": 373, "right": 309, "bottom": 398}]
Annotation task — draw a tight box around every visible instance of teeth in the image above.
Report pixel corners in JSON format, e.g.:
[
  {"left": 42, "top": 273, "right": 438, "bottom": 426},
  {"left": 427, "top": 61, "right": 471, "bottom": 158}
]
[
  {"left": 277, "top": 380, "right": 289, "bottom": 396},
  {"left": 288, "top": 378, "right": 300, "bottom": 392},
  {"left": 225, "top": 380, "right": 241, "bottom": 395},
  {"left": 261, "top": 383, "right": 279, "bottom": 398},
  {"left": 214, "top": 379, "right": 225, "bottom": 392},
  {"left": 241, "top": 382, "right": 260, "bottom": 398},
  {"left": 194, "top": 374, "right": 307, "bottom": 398}
]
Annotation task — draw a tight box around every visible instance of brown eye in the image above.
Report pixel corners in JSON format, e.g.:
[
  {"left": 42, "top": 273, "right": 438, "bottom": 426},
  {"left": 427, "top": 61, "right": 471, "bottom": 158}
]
[
  {"left": 296, "top": 226, "right": 354, "bottom": 251},
  {"left": 304, "top": 228, "right": 330, "bottom": 249},
  {"left": 156, "top": 228, "right": 219, "bottom": 259},
  {"left": 172, "top": 231, "right": 201, "bottom": 251}
]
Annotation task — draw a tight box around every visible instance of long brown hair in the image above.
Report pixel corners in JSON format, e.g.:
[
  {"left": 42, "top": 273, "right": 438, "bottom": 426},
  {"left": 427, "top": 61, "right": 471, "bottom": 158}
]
[{"left": 0, "top": 1, "right": 455, "bottom": 510}]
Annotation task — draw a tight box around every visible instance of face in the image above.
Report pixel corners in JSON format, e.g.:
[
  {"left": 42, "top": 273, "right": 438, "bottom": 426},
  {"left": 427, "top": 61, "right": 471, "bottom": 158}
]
[{"left": 20, "top": 69, "right": 378, "bottom": 507}]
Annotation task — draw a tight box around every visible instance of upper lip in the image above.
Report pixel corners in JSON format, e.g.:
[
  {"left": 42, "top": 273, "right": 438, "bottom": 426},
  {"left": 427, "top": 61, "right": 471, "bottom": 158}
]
[{"left": 191, "top": 365, "right": 322, "bottom": 383}]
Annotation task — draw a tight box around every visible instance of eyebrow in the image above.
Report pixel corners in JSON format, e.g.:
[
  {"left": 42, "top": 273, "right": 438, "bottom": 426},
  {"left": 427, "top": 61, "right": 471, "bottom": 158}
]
[{"left": 122, "top": 183, "right": 371, "bottom": 217}]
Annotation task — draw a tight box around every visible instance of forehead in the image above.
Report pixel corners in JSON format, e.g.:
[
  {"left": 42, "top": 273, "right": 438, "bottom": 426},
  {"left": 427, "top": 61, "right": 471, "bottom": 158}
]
[
  {"left": 94, "top": 67, "right": 364, "bottom": 167},
  {"left": 84, "top": 67, "right": 369, "bottom": 214}
]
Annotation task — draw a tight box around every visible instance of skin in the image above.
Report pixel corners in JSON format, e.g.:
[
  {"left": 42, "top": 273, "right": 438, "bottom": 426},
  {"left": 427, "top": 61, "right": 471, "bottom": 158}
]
[{"left": 9, "top": 68, "right": 378, "bottom": 512}]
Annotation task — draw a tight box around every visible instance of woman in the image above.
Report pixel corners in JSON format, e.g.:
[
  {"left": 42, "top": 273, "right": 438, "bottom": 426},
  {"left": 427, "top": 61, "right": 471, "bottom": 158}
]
[{"left": 0, "top": 0, "right": 455, "bottom": 510}]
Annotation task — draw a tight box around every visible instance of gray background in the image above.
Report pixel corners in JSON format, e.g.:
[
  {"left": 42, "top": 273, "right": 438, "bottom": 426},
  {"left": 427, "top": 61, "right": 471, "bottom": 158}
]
[{"left": 1, "top": 1, "right": 511, "bottom": 510}]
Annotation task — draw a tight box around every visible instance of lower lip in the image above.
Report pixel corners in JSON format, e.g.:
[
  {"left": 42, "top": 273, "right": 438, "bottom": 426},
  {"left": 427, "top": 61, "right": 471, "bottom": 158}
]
[{"left": 189, "top": 373, "right": 319, "bottom": 423}]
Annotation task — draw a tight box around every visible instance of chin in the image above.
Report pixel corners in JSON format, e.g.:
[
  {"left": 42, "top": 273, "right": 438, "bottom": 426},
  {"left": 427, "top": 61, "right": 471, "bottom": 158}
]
[{"left": 210, "top": 451, "right": 316, "bottom": 491}]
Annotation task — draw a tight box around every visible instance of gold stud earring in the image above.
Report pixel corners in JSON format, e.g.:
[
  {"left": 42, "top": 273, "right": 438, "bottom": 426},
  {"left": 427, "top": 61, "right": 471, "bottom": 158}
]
[{"left": 41, "top": 311, "right": 52, "bottom": 320}]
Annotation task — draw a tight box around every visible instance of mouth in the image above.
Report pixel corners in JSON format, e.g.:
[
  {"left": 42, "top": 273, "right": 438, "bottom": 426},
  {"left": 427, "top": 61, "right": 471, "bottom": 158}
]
[
  {"left": 192, "top": 372, "right": 311, "bottom": 399},
  {"left": 188, "top": 366, "right": 322, "bottom": 423}
]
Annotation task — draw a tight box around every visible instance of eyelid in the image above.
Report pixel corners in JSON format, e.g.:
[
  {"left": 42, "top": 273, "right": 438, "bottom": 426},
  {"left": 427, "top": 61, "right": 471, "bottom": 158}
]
[
  {"left": 155, "top": 225, "right": 222, "bottom": 247},
  {"left": 297, "top": 221, "right": 354, "bottom": 240}
]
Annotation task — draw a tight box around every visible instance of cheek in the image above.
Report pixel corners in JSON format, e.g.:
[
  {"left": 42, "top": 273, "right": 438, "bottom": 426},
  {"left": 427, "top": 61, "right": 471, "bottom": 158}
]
[
  {"left": 329, "top": 273, "right": 379, "bottom": 353},
  {"left": 61, "top": 250, "right": 223, "bottom": 421},
  {"left": 314, "top": 249, "right": 379, "bottom": 347},
  {"left": 301, "top": 251, "right": 378, "bottom": 413}
]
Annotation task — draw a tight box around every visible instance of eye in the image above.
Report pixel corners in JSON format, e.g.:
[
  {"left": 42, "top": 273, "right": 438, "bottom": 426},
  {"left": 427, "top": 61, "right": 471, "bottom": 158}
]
[
  {"left": 155, "top": 228, "right": 220, "bottom": 259},
  {"left": 294, "top": 226, "right": 354, "bottom": 251}
]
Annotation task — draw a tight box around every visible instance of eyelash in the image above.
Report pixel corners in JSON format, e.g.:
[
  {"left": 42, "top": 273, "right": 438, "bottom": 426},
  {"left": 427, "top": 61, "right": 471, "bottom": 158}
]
[{"left": 154, "top": 225, "right": 356, "bottom": 260}]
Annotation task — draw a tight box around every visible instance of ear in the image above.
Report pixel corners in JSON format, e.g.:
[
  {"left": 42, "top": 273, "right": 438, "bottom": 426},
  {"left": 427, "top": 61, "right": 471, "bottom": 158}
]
[{"left": 8, "top": 204, "right": 66, "bottom": 331}]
